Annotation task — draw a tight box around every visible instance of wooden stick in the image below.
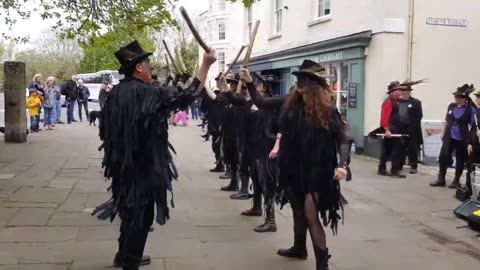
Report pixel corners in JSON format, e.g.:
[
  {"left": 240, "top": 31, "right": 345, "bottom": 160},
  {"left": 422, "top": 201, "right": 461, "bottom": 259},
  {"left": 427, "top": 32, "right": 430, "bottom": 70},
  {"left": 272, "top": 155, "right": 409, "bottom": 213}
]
[
  {"left": 175, "top": 46, "right": 187, "bottom": 73},
  {"left": 180, "top": 7, "right": 211, "bottom": 53},
  {"left": 163, "top": 40, "right": 180, "bottom": 74},
  {"left": 243, "top": 20, "right": 260, "bottom": 67},
  {"left": 223, "top": 45, "right": 248, "bottom": 76}
]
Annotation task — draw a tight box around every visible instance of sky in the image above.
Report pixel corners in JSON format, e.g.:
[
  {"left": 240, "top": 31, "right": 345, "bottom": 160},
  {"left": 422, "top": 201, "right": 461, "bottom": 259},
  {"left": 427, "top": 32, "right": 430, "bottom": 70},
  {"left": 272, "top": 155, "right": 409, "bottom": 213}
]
[{"left": 6, "top": 0, "right": 209, "bottom": 49}]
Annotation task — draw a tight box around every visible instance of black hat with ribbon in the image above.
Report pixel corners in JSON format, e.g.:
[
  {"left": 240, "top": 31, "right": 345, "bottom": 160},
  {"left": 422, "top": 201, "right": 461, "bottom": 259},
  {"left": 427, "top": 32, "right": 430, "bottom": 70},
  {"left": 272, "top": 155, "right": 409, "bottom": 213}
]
[
  {"left": 387, "top": 81, "right": 401, "bottom": 94},
  {"left": 453, "top": 84, "right": 475, "bottom": 97},
  {"left": 114, "top": 40, "right": 153, "bottom": 75},
  {"left": 292, "top": 60, "right": 328, "bottom": 86}
]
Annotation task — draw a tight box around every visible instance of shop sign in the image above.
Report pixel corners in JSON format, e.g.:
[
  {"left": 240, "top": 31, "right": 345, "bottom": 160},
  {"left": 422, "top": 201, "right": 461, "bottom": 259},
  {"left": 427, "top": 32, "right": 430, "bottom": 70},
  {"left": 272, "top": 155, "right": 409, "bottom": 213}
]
[
  {"left": 348, "top": 83, "right": 357, "bottom": 109},
  {"left": 311, "top": 52, "right": 344, "bottom": 63},
  {"left": 426, "top": 17, "right": 468, "bottom": 27}
]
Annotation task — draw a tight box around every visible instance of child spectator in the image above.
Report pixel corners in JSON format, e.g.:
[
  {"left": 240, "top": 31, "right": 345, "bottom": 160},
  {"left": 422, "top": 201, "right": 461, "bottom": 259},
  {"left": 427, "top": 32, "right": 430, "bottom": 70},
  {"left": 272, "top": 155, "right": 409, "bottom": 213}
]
[{"left": 27, "top": 89, "right": 41, "bottom": 132}]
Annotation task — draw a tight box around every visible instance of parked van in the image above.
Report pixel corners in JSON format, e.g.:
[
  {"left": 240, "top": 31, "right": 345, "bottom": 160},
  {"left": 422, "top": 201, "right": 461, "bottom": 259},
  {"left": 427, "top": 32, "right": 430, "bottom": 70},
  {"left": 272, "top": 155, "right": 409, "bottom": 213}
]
[{"left": 77, "top": 70, "right": 123, "bottom": 101}]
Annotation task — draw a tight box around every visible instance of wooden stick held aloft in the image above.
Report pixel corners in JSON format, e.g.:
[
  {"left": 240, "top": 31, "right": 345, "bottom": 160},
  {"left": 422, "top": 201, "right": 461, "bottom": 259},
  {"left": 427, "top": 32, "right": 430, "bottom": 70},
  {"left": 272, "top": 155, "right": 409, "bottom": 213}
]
[
  {"left": 223, "top": 45, "right": 248, "bottom": 76},
  {"left": 243, "top": 20, "right": 260, "bottom": 67},
  {"left": 175, "top": 46, "right": 187, "bottom": 73},
  {"left": 180, "top": 6, "right": 211, "bottom": 53},
  {"left": 163, "top": 40, "right": 180, "bottom": 74}
]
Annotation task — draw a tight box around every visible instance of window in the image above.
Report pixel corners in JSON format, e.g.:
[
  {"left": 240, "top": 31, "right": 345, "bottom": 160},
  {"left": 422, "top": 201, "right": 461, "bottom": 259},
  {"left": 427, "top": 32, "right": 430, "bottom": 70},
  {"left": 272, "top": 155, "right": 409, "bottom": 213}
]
[
  {"left": 218, "top": 0, "right": 226, "bottom": 11},
  {"left": 247, "top": 6, "right": 253, "bottom": 38},
  {"left": 217, "top": 19, "right": 226, "bottom": 40},
  {"left": 273, "top": 0, "right": 283, "bottom": 34},
  {"left": 209, "top": 0, "right": 213, "bottom": 10},
  {"left": 217, "top": 49, "right": 226, "bottom": 73},
  {"left": 317, "top": 0, "right": 331, "bottom": 18}
]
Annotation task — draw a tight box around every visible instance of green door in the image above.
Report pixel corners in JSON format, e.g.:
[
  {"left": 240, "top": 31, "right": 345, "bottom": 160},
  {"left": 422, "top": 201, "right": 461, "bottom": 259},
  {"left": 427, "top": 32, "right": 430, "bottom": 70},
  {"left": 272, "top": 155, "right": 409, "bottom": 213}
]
[{"left": 346, "top": 59, "right": 366, "bottom": 150}]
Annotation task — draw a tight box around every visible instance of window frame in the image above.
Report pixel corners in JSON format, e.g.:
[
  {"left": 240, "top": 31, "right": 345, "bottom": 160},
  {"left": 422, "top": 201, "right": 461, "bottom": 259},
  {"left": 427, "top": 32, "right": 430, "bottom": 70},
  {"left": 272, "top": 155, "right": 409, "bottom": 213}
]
[
  {"left": 218, "top": 0, "right": 226, "bottom": 11},
  {"left": 217, "top": 19, "right": 226, "bottom": 41},
  {"left": 316, "top": 0, "right": 331, "bottom": 18},
  {"left": 217, "top": 49, "right": 226, "bottom": 73},
  {"left": 273, "top": 0, "right": 283, "bottom": 34}
]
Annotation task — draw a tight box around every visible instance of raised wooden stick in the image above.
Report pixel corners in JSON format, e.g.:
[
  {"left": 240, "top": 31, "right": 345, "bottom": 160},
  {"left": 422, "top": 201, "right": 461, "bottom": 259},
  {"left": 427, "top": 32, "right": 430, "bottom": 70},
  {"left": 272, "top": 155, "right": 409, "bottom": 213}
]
[
  {"left": 243, "top": 20, "right": 260, "bottom": 67},
  {"left": 180, "top": 7, "right": 211, "bottom": 53},
  {"left": 223, "top": 45, "right": 248, "bottom": 76},
  {"left": 163, "top": 40, "right": 180, "bottom": 74},
  {"left": 175, "top": 46, "right": 187, "bottom": 73}
]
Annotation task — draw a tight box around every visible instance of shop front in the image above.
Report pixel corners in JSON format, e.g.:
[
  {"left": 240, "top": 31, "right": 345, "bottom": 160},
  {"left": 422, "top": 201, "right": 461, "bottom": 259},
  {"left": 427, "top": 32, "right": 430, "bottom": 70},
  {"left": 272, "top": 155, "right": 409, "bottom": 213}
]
[{"left": 232, "top": 31, "right": 372, "bottom": 152}]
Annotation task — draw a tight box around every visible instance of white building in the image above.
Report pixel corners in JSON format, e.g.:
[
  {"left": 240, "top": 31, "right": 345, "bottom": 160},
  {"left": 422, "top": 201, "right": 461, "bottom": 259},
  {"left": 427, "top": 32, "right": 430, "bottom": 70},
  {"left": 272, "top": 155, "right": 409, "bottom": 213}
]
[
  {"left": 198, "top": 0, "right": 246, "bottom": 89},
  {"left": 224, "top": 0, "right": 480, "bottom": 157}
]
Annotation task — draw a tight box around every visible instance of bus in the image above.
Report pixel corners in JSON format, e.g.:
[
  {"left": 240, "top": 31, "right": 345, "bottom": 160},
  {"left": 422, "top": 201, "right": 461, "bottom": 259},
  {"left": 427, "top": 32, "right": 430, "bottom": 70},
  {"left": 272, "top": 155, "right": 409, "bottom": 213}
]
[{"left": 76, "top": 70, "right": 124, "bottom": 101}]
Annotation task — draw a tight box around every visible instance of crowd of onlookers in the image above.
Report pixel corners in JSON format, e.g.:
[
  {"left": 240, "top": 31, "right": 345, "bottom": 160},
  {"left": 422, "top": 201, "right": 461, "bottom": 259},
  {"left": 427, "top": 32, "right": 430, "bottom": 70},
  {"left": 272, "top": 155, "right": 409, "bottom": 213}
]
[{"left": 26, "top": 73, "right": 111, "bottom": 133}]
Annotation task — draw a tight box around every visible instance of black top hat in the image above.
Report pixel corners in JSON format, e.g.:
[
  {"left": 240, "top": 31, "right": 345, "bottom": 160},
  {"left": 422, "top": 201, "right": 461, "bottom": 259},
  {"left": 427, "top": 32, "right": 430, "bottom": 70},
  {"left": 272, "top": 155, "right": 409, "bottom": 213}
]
[
  {"left": 114, "top": 40, "right": 153, "bottom": 75},
  {"left": 254, "top": 73, "right": 277, "bottom": 97},
  {"left": 453, "top": 84, "right": 475, "bottom": 97},
  {"left": 292, "top": 60, "right": 327, "bottom": 85}
]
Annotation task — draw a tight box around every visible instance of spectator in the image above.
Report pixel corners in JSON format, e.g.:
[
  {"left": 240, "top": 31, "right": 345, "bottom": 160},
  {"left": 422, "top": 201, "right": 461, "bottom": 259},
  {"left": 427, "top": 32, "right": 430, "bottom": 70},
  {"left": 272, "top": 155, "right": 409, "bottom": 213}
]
[
  {"left": 43, "top": 78, "right": 56, "bottom": 130},
  {"left": 61, "top": 75, "right": 79, "bottom": 124},
  {"left": 98, "top": 80, "right": 112, "bottom": 110},
  {"left": 48, "top": 76, "right": 65, "bottom": 125},
  {"left": 190, "top": 98, "right": 200, "bottom": 120},
  {"left": 29, "top": 74, "right": 45, "bottom": 118},
  {"left": 174, "top": 110, "right": 188, "bottom": 126},
  {"left": 77, "top": 79, "right": 90, "bottom": 122},
  {"left": 27, "top": 89, "right": 41, "bottom": 133}
]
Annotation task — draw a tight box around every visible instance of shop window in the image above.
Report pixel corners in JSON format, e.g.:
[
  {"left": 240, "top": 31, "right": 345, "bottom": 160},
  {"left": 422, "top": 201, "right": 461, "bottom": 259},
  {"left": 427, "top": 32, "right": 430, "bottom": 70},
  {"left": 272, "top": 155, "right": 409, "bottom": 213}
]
[
  {"left": 217, "top": 49, "right": 226, "bottom": 73},
  {"left": 217, "top": 19, "right": 226, "bottom": 40},
  {"left": 273, "top": 0, "right": 283, "bottom": 34},
  {"left": 317, "top": 0, "right": 331, "bottom": 18}
]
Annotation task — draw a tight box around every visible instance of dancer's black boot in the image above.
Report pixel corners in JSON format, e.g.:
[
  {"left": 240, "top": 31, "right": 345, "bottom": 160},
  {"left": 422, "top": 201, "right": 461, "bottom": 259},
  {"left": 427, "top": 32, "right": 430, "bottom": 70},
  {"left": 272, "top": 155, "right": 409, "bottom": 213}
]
[
  {"left": 430, "top": 165, "right": 447, "bottom": 187},
  {"left": 448, "top": 174, "right": 461, "bottom": 189},
  {"left": 254, "top": 204, "right": 277, "bottom": 233},
  {"left": 116, "top": 229, "right": 151, "bottom": 269},
  {"left": 230, "top": 174, "right": 250, "bottom": 200},
  {"left": 219, "top": 165, "right": 232, "bottom": 179},
  {"left": 314, "top": 247, "right": 331, "bottom": 270},
  {"left": 210, "top": 161, "right": 225, "bottom": 173},
  {"left": 277, "top": 211, "right": 308, "bottom": 260},
  {"left": 221, "top": 172, "right": 238, "bottom": 192},
  {"left": 241, "top": 191, "right": 262, "bottom": 216}
]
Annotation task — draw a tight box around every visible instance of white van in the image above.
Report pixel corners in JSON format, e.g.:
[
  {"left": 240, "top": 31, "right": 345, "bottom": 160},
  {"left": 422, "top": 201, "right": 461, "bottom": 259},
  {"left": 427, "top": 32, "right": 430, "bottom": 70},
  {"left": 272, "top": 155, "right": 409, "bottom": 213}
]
[{"left": 77, "top": 70, "right": 123, "bottom": 101}]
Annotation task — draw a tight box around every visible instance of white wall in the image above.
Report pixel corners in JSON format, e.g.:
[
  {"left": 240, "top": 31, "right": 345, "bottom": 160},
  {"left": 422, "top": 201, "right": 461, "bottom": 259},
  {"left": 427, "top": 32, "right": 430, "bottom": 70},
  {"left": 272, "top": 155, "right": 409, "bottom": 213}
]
[{"left": 411, "top": 0, "right": 480, "bottom": 120}]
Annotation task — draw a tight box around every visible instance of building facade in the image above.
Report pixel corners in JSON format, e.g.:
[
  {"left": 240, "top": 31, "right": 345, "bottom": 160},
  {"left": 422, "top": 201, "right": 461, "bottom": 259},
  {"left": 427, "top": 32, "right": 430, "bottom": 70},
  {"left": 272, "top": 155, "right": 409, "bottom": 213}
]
[
  {"left": 226, "top": 0, "right": 480, "bottom": 156},
  {"left": 198, "top": 0, "right": 245, "bottom": 89}
]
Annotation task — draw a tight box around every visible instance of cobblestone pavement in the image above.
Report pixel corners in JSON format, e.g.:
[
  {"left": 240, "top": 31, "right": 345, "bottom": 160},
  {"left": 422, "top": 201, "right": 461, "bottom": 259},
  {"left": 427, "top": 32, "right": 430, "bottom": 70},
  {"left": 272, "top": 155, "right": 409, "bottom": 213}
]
[{"left": 0, "top": 120, "right": 479, "bottom": 270}]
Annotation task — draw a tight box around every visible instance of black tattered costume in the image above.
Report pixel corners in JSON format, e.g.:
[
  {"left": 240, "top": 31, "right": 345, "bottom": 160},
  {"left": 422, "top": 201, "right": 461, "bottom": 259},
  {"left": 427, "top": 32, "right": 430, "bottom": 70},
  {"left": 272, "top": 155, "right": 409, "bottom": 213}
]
[{"left": 92, "top": 40, "right": 201, "bottom": 270}]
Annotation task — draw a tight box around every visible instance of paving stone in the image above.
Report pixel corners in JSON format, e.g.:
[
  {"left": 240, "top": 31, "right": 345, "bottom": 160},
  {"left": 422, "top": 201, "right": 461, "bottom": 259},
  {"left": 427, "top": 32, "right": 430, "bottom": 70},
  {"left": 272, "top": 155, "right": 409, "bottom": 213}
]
[
  {"left": 48, "top": 213, "right": 118, "bottom": 226},
  {"left": 0, "top": 174, "right": 15, "bottom": 179},
  {"left": 8, "top": 208, "right": 54, "bottom": 226},
  {"left": 73, "top": 181, "right": 110, "bottom": 194},
  {"left": 2, "top": 202, "right": 58, "bottom": 209},
  {"left": 164, "top": 257, "right": 210, "bottom": 270},
  {"left": 58, "top": 194, "right": 89, "bottom": 212},
  {"left": 48, "top": 179, "right": 78, "bottom": 189},
  {"left": 0, "top": 208, "right": 19, "bottom": 223},
  {"left": 7, "top": 187, "right": 69, "bottom": 203},
  {"left": 0, "top": 264, "right": 69, "bottom": 270},
  {"left": 18, "top": 241, "right": 75, "bottom": 264},
  {"left": 85, "top": 194, "right": 111, "bottom": 208},
  {"left": 76, "top": 226, "right": 119, "bottom": 241},
  {"left": 0, "top": 227, "right": 78, "bottom": 242}
]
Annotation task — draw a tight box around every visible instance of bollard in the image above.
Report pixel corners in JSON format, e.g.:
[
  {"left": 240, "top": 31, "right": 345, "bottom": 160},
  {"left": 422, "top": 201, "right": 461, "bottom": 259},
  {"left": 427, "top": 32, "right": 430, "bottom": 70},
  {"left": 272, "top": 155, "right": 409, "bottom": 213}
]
[{"left": 3, "top": 61, "right": 27, "bottom": 143}]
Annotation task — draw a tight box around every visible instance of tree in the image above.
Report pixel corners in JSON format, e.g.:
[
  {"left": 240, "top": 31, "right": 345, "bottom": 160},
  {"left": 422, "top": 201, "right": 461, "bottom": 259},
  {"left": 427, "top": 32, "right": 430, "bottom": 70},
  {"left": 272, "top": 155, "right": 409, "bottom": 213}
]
[
  {"left": 177, "top": 39, "right": 198, "bottom": 75},
  {"left": 14, "top": 32, "right": 82, "bottom": 83},
  {"left": 1, "top": 0, "right": 254, "bottom": 43},
  {"left": 79, "top": 27, "right": 156, "bottom": 73}
]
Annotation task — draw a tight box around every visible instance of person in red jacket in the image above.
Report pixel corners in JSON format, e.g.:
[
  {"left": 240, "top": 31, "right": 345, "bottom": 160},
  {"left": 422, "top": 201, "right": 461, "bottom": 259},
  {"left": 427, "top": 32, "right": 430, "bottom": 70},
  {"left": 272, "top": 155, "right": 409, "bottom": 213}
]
[{"left": 378, "top": 81, "right": 406, "bottom": 178}]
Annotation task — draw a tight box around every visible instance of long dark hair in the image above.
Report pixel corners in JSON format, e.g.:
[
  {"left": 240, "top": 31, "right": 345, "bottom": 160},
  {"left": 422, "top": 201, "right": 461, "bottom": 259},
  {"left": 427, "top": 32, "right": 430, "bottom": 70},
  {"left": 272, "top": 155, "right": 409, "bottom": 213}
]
[{"left": 282, "top": 76, "right": 333, "bottom": 128}]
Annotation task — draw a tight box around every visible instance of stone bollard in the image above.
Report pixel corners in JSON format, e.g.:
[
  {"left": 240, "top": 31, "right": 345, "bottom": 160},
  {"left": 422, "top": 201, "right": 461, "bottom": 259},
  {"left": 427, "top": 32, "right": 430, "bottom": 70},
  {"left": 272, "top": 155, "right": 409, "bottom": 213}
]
[{"left": 3, "top": 61, "right": 27, "bottom": 143}]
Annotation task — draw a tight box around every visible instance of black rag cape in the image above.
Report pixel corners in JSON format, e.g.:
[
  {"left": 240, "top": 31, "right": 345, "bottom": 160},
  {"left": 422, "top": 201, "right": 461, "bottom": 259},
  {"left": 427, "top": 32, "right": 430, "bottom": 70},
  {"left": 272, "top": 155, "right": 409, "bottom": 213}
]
[
  {"left": 92, "top": 76, "right": 199, "bottom": 228},
  {"left": 278, "top": 105, "right": 349, "bottom": 234}
]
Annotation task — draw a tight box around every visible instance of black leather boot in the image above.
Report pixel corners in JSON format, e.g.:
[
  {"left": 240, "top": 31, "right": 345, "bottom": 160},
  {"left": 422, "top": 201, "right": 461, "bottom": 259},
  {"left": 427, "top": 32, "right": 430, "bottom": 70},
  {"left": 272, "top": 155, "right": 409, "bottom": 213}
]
[
  {"left": 448, "top": 175, "right": 461, "bottom": 189},
  {"left": 221, "top": 173, "right": 238, "bottom": 192},
  {"left": 254, "top": 204, "right": 277, "bottom": 233},
  {"left": 277, "top": 211, "right": 308, "bottom": 260},
  {"left": 116, "top": 229, "right": 151, "bottom": 269},
  {"left": 219, "top": 165, "right": 232, "bottom": 179},
  {"left": 230, "top": 174, "right": 250, "bottom": 200},
  {"left": 210, "top": 161, "right": 225, "bottom": 173},
  {"left": 377, "top": 165, "right": 390, "bottom": 176},
  {"left": 390, "top": 170, "right": 406, "bottom": 178},
  {"left": 430, "top": 166, "right": 447, "bottom": 187},
  {"left": 314, "top": 247, "right": 331, "bottom": 270},
  {"left": 241, "top": 192, "right": 262, "bottom": 216}
]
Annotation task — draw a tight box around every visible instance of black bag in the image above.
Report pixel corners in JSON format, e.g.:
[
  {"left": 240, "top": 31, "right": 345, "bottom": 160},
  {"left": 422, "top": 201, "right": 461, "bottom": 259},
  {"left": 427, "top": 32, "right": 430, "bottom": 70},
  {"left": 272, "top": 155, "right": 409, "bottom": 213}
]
[
  {"left": 456, "top": 185, "right": 470, "bottom": 202},
  {"left": 467, "top": 213, "right": 480, "bottom": 232}
]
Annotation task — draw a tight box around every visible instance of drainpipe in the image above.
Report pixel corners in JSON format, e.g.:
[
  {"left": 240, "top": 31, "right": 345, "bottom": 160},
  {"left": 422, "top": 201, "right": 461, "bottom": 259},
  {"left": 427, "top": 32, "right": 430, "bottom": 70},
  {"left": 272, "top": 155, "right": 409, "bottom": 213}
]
[{"left": 407, "top": 0, "right": 415, "bottom": 80}]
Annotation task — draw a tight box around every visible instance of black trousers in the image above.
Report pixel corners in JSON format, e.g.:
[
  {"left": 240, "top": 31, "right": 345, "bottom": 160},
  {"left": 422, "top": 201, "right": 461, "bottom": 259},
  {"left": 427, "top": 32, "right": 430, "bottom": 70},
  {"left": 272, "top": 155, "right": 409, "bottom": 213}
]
[
  {"left": 211, "top": 131, "right": 222, "bottom": 164},
  {"left": 438, "top": 138, "right": 468, "bottom": 178},
  {"left": 118, "top": 202, "right": 154, "bottom": 270},
  {"left": 257, "top": 156, "right": 278, "bottom": 214},
  {"left": 239, "top": 145, "right": 259, "bottom": 198},
  {"left": 379, "top": 137, "right": 404, "bottom": 172},
  {"left": 404, "top": 135, "right": 421, "bottom": 169}
]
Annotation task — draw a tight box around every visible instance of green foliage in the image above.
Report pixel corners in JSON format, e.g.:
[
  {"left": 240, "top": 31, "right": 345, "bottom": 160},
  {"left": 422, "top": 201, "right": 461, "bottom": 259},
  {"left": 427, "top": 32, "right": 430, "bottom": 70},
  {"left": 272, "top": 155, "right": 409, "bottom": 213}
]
[
  {"left": 227, "top": 0, "right": 255, "bottom": 7},
  {"left": 1, "top": 0, "right": 178, "bottom": 43},
  {"left": 79, "top": 27, "right": 155, "bottom": 73},
  {"left": 14, "top": 33, "right": 82, "bottom": 84},
  {"left": 178, "top": 40, "right": 198, "bottom": 75}
]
